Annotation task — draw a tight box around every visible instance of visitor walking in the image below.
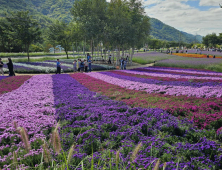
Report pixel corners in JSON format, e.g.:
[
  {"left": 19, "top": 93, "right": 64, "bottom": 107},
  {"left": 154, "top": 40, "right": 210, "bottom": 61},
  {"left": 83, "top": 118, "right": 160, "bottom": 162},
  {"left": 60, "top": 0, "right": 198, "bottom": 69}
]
[
  {"left": 56, "top": 59, "right": 61, "bottom": 74},
  {"left": 87, "top": 53, "right": 92, "bottom": 72},
  {"left": 126, "top": 55, "right": 129, "bottom": 62},
  {"left": 73, "top": 60, "right": 77, "bottom": 72},
  {"left": 0, "top": 58, "right": 4, "bottom": 76},
  {"left": 108, "top": 55, "right": 112, "bottom": 64},
  {"left": 7, "top": 58, "right": 15, "bottom": 76},
  {"left": 123, "top": 58, "right": 127, "bottom": 70},
  {"left": 77, "top": 59, "right": 81, "bottom": 72},
  {"left": 84, "top": 59, "right": 88, "bottom": 72},
  {"left": 120, "top": 58, "right": 124, "bottom": 70},
  {"left": 80, "top": 59, "right": 84, "bottom": 73}
]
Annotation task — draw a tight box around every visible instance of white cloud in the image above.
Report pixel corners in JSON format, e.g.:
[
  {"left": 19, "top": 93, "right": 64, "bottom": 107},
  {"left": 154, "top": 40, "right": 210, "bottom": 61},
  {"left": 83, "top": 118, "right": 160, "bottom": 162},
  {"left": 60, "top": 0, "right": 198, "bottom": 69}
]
[
  {"left": 144, "top": 0, "right": 222, "bottom": 36},
  {"left": 199, "top": 0, "right": 219, "bottom": 6}
]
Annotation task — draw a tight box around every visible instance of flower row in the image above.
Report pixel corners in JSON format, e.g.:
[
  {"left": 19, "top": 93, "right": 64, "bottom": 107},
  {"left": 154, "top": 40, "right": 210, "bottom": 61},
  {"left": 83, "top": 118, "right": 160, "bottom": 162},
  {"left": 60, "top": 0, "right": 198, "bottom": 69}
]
[{"left": 172, "top": 53, "right": 222, "bottom": 58}]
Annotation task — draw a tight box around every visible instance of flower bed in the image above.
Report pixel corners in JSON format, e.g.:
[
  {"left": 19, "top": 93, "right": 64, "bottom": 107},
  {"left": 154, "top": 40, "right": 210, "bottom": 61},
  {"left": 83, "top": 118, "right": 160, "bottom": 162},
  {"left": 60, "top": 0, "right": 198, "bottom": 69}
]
[
  {"left": 0, "top": 76, "right": 31, "bottom": 95},
  {"left": 0, "top": 75, "right": 56, "bottom": 167},
  {"left": 172, "top": 53, "right": 222, "bottom": 58},
  {"left": 2, "top": 60, "right": 116, "bottom": 74},
  {"left": 133, "top": 52, "right": 171, "bottom": 64},
  {"left": 57, "top": 73, "right": 222, "bottom": 169},
  {"left": 3, "top": 64, "right": 41, "bottom": 73},
  {"left": 1, "top": 72, "right": 222, "bottom": 169},
  {"left": 155, "top": 57, "right": 222, "bottom": 71},
  {"left": 0, "top": 76, "right": 8, "bottom": 81},
  {"left": 72, "top": 71, "right": 222, "bottom": 129},
  {"left": 86, "top": 72, "right": 222, "bottom": 98}
]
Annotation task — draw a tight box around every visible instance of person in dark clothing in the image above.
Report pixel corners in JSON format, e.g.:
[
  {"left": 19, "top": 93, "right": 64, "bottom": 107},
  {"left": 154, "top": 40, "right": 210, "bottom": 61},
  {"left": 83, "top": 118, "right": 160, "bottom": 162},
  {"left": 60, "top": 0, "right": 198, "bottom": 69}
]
[
  {"left": 80, "top": 59, "right": 85, "bottom": 73},
  {"left": 7, "top": 58, "right": 15, "bottom": 76},
  {"left": 0, "top": 58, "right": 4, "bottom": 76},
  {"left": 56, "top": 59, "right": 61, "bottom": 74}
]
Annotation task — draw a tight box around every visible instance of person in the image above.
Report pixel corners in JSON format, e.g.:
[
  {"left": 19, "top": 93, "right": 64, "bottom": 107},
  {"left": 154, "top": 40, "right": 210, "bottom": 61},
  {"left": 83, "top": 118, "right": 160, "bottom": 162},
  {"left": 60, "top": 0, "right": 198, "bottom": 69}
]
[
  {"left": 76, "top": 59, "right": 79, "bottom": 71},
  {"left": 84, "top": 59, "right": 88, "bottom": 72},
  {"left": 80, "top": 59, "right": 84, "bottom": 73},
  {"left": 126, "top": 55, "right": 129, "bottom": 62},
  {"left": 73, "top": 60, "right": 77, "bottom": 72},
  {"left": 0, "top": 58, "right": 4, "bottom": 76},
  {"left": 123, "top": 58, "right": 127, "bottom": 70},
  {"left": 87, "top": 53, "right": 92, "bottom": 72},
  {"left": 213, "top": 55, "right": 216, "bottom": 58},
  {"left": 207, "top": 54, "right": 209, "bottom": 58},
  {"left": 77, "top": 59, "right": 81, "bottom": 72},
  {"left": 7, "top": 58, "right": 15, "bottom": 76},
  {"left": 56, "top": 59, "right": 61, "bottom": 74},
  {"left": 108, "top": 55, "right": 112, "bottom": 64},
  {"left": 120, "top": 58, "right": 124, "bottom": 70}
]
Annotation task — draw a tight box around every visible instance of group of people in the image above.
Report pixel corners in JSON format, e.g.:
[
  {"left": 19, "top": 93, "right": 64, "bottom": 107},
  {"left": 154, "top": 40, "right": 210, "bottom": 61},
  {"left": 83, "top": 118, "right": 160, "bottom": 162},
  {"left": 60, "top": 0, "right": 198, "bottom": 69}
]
[
  {"left": 0, "top": 58, "right": 15, "bottom": 76},
  {"left": 119, "top": 56, "right": 128, "bottom": 70},
  {"left": 56, "top": 53, "right": 92, "bottom": 74}
]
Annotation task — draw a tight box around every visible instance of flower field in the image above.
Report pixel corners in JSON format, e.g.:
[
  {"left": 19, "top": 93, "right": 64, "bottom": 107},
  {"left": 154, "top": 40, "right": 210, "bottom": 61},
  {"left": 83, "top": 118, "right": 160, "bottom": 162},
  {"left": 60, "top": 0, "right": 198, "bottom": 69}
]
[
  {"left": 1, "top": 66, "right": 222, "bottom": 169},
  {"left": 2, "top": 60, "right": 115, "bottom": 74},
  {"left": 172, "top": 53, "right": 222, "bottom": 59}
]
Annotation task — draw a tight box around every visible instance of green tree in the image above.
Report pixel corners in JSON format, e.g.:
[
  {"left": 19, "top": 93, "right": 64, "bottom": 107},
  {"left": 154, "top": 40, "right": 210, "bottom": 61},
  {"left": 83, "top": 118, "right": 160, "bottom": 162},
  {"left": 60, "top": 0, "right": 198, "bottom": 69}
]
[
  {"left": 46, "top": 21, "right": 59, "bottom": 54},
  {"left": 127, "top": 0, "right": 150, "bottom": 51},
  {"left": 54, "top": 21, "right": 72, "bottom": 59},
  {"left": 202, "top": 33, "right": 219, "bottom": 48},
  {"left": 218, "top": 33, "right": 222, "bottom": 44},
  {"left": 6, "top": 11, "right": 41, "bottom": 61},
  {"left": 71, "top": 0, "right": 107, "bottom": 56}
]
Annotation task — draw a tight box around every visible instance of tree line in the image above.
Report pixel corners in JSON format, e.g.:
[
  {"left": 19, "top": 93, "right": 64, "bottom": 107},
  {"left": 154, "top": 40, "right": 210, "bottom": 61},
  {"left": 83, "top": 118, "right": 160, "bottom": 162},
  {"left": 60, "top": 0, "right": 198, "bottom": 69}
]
[
  {"left": 0, "top": 0, "right": 150, "bottom": 63},
  {"left": 202, "top": 33, "right": 222, "bottom": 48}
]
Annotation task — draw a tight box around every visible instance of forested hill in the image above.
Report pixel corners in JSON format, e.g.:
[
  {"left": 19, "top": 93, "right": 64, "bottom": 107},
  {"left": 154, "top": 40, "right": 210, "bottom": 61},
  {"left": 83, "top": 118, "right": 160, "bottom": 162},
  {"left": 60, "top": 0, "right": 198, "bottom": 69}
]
[
  {"left": 0, "top": 0, "right": 202, "bottom": 43},
  {"left": 0, "top": 0, "right": 75, "bottom": 22},
  {"left": 149, "top": 18, "right": 202, "bottom": 43}
]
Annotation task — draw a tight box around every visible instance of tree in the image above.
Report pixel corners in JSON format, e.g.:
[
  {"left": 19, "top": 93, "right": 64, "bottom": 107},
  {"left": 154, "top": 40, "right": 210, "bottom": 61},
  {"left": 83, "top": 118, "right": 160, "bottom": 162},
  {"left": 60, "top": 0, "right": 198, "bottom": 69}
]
[
  {"left": 218, "top": 33, "right": 222, "bottom": 44},
  {"left": 6, "top": 11, "right": 41, "bottom": 61},
  {"left": 71, "top": 0, "right": 107, "bottom": 56},
  {"left": 53, "top": 21, "right": 72, "bottom": 59},
  {"left": 106, "top": 0, "right": 131, "bottom": 63},
  {"left": 46, "top": 21, "right": 59, "bottom": 54},
  {"left": 127, "top": 0, "right": 150, "bottom": 51},
  {"left": 202, "top": 33, "right": 219, "bottom": 48}
]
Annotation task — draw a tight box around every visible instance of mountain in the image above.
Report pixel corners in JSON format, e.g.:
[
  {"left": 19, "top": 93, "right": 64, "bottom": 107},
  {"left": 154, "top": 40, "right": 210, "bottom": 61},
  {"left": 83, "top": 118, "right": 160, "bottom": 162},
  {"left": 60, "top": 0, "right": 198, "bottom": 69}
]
[
  {"left": 0, "top": 0, "right": 202, "bottom": 43},
  {"left": 149, "top": 18, "right": 202, "bottom": 43},
  {"left": 0, "top": 0, "right": 74, "bottom": 23}
]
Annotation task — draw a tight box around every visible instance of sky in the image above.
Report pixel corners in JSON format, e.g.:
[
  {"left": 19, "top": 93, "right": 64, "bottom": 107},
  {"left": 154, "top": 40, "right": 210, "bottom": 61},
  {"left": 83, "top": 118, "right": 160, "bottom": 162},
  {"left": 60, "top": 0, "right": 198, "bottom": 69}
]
[{"left": 143, "top": 0, "right": 222, "bottom": 36}]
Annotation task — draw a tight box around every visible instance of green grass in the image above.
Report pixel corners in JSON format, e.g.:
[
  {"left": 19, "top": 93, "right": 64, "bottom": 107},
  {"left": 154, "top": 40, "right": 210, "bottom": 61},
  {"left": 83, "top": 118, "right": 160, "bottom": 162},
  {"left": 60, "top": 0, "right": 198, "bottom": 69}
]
[
  {"left": 206, "top": 64, "right": 222, "bottom": 72},
  {"left": 2, "top": 56, "right": 86, "bottom": 63},
  {"left": 132, "top": 58, "right": 149, "bottom": 64},
  {"left": 0, "top": 52, "right": 84, "bottom": 58},
  {"left": 154, "top": 57, "right": 222, "bottom": 72}
]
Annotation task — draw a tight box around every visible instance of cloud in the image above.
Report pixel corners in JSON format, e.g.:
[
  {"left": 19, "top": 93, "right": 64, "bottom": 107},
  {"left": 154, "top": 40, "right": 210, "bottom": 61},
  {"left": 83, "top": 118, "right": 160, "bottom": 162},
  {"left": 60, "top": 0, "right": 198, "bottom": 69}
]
[
  {"left": 199, "top": 0, "right": 219, "bottom": 6},
  {"left": 144, "top": 0, "right": 222, "bottom": 36}
]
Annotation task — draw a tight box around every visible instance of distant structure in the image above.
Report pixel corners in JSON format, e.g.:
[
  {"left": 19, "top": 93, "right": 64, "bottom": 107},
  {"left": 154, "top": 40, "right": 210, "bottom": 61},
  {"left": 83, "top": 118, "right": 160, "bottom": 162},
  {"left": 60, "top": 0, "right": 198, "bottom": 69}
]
[{"left": 49, "top": 45, "right": 64, "bottom": 53}]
